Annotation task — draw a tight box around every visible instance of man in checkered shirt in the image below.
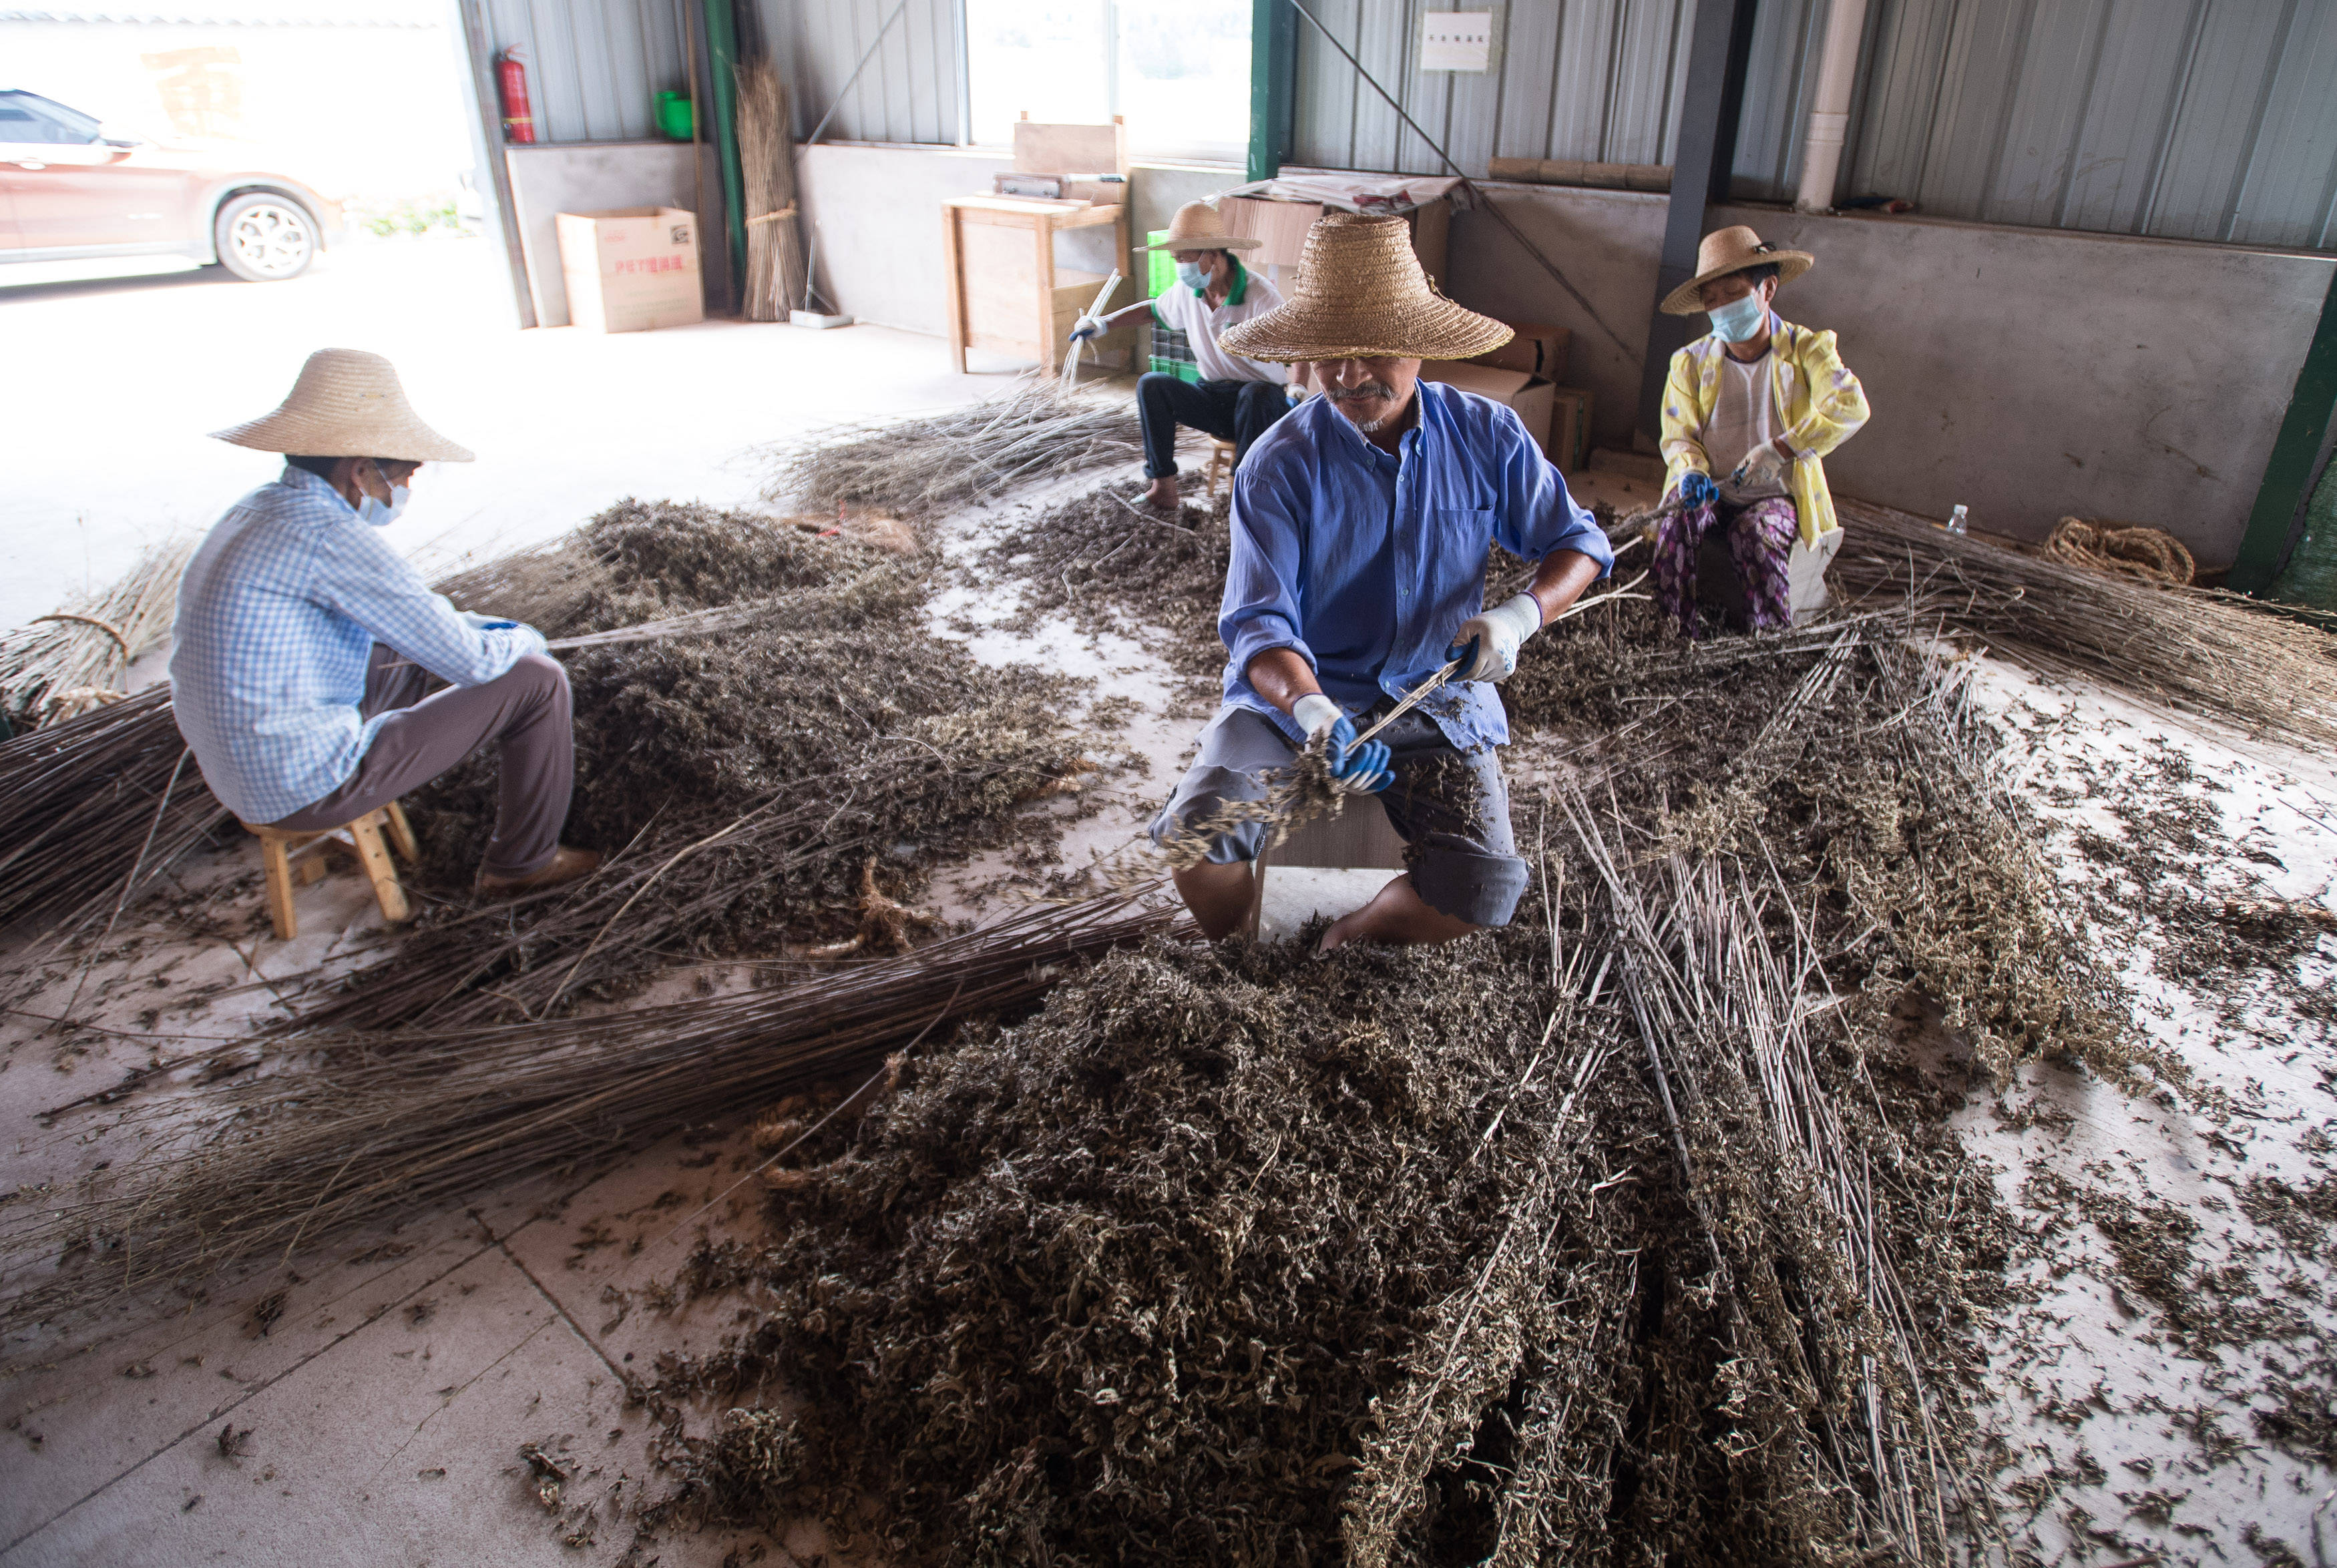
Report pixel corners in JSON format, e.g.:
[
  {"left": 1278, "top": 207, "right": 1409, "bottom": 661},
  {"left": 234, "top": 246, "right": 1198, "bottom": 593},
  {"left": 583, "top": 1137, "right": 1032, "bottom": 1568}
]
[{"left": 172, "top": 349, "right": 599, "bottom": 896}]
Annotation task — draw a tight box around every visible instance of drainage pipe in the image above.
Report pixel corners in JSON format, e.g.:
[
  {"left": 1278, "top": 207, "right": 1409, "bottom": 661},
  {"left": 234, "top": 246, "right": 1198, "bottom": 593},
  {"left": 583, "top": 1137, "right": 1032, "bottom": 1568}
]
[{"left": 1794, "top": 0, "right": 1870, "bottom": 214}]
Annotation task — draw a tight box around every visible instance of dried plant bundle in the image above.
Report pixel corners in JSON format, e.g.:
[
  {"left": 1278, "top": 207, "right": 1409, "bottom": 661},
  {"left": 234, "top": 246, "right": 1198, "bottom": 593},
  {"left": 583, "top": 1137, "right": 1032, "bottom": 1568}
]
[
  {"left": 0, "top": 535, "right": 196, "bottom": 728},
  {"left": 1831, "top": 497, "right": 2337, "bottom": 752},
  {"left": 0, "top": 894, "right": 1172, "bottom": 1340},
  {"left": 734, "top": 57, "right": 807, "bottom": 322},
  {"left": 764, "top": 380, "right": 1144, "bottom": 522}
]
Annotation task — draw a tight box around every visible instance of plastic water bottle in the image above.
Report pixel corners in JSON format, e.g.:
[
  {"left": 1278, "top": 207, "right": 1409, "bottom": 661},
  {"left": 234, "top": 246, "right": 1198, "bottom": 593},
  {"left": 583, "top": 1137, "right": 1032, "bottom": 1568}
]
[{"left": 1946, "top": 504, "right": 1968, "bottom": 535}]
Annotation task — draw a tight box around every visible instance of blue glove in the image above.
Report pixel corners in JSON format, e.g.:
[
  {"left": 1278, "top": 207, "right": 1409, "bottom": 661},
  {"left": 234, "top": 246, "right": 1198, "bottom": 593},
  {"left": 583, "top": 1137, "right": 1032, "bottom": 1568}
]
[
  {"left": 1295, "top": 695, "right": 1392, "bottom": 794},
  {"left": 1070, "top": 314, "right": 1106, "bottom": 342},
  {"left": 1676, "top": 470, "right": 1718, "bottom": 509}
]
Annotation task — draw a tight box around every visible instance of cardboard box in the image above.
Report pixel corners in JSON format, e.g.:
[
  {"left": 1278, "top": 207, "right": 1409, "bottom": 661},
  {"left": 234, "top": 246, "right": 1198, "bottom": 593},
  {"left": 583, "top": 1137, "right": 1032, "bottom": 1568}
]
[
  {"left": 1548, "top": 386, "right": 1593, "bottom": 473},
  {"left": 1470, "top": 320, "right": 1568, "bottom": 383},
  {"left": 1012, "top": 117, "right": 1129, "bottom": 177},
  {"left": 1420, "top": 361, "right": 1554, "bottom": 456},
  {"left": 556, "top": 206, "right": 702, "bottom": 333},
  {"left": 1220, "top": 194, "right": 1448, "bottom": 283}
]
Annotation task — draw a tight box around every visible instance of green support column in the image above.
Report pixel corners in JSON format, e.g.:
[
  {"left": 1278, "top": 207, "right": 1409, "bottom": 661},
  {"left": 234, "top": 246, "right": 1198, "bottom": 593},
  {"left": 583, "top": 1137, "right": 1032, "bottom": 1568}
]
[
  {"left": 1248, "top": 0, "right": 1296, "bottom": 184},
  {"left": 702, "top": 0, "right": 748, "bottom": 306},
  {"left": 2229, "top": 266, "right": 2337, "bottom": 595}
]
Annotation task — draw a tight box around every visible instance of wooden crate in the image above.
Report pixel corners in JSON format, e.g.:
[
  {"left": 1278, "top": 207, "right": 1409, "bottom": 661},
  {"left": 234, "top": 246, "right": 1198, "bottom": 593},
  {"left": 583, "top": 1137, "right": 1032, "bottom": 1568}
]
[{"left": 941, "top": 195, "right": 1132, "bottom": 373}]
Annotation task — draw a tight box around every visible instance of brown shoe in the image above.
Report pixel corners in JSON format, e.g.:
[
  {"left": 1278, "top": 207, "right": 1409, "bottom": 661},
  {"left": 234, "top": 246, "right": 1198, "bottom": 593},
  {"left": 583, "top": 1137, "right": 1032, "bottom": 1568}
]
[{"left": 476, "top": 846, "right": 602, "bottom": 896}]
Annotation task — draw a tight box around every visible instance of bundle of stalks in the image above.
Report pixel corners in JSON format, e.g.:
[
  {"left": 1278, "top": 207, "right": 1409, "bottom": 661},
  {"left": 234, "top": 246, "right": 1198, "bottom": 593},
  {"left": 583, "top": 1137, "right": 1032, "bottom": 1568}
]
[
  {"left": 734, "top": 57, "right": 807, "bottom": 322},
  {"left": 765, "top": 380, "right": 1144, "bottom": 522},
  {"left": 1831, "top": 497, "right": 2337, "bottom": 752},
  {"left": 0, "top": 536, "right": 195, "bottom": 728},
  {"left": 1, "top": 894, "right": 1173, "bottom": 1340},
  {"left": 1562, "top": 788, "right": 1962, "bottom": 1561},
  {"left": 0, "top": 687, "right": 230, "bottom": 940}
]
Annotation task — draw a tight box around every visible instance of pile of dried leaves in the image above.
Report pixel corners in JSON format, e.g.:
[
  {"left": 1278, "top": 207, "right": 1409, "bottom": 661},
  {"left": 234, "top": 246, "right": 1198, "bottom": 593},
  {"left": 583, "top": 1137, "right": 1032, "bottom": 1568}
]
[
  {"left": 976, "top": 482, "right": 1233, "bottom": 696},
  {"left": 624, "top": 610, "right": 2065, "bottom": 1565}
]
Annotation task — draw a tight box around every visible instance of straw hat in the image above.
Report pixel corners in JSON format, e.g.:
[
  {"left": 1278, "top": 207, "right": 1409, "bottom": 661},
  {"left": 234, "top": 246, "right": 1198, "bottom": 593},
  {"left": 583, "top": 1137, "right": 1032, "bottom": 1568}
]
[
  {"left": 1217, "top": 213, "right": 1511, "bottom": 362},
  {"left": 1139, "top": 200, "right": 1259, "bottom": 253},
  {"left": 210, "top": 348, "right": 475, "bottom": 461},
  {"left": 1659, "top": 225, "right": 1814, "bottom": 316}
]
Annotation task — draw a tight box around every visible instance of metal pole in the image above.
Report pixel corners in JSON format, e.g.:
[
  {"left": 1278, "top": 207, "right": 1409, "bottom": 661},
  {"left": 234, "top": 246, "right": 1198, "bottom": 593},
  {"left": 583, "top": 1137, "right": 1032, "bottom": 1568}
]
[
  {"left": 1635, "top": 0, "right": 1759, "bottom": 445},
  {"left": 701, "top": 0, "right": 747, "bottom": 308},
  {"left": 2230, "top": 266, "right": 2337, "bottom": 594},
  {"left": 1247, "top": 0, "right": 1295, "bottom": 183}
]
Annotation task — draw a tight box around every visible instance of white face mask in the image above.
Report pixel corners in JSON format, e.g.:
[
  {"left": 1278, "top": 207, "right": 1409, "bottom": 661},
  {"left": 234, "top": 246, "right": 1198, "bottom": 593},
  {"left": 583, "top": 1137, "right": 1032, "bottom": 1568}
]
[{"left": 357, "top": 480, "right": 410, "bottom": 527}]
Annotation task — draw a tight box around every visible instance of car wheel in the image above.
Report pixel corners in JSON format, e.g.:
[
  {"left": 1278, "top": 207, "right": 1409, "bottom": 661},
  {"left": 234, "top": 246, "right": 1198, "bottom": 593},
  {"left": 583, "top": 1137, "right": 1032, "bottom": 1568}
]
[{"left": 214, "top": 193, "right": 318, "bottom": 282}]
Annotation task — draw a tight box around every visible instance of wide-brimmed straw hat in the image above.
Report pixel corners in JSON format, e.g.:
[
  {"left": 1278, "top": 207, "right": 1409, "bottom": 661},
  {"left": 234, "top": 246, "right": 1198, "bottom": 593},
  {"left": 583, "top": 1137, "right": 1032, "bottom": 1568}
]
[
  {"left": 1659, "top": 224, "right": 1814, "bottom": 316},
  {"left": 1217, "top": 213, "right": 1510, "bottom": 362},
  {"left": 1139, "top": 200, "right": 1259, "bottom": 253},
  {"left": 210, "top": 348, "right": 475, "bottom": 461}
]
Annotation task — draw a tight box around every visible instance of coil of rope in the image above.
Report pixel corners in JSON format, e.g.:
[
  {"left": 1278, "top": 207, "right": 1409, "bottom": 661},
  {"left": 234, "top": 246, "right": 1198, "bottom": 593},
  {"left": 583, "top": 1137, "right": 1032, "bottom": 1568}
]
[{"left": 2044, "top": 517, "right": 2195, "bottom": 588}]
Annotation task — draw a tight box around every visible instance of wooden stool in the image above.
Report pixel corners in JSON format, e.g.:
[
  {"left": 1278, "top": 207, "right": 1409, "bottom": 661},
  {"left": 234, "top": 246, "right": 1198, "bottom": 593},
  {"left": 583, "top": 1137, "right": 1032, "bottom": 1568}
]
[
  {"left": 242, "top": 802, "right": 417, "bottom": 940},
  {"left": 1205, "top": 438, "right": 1237, "bottom": 501}
]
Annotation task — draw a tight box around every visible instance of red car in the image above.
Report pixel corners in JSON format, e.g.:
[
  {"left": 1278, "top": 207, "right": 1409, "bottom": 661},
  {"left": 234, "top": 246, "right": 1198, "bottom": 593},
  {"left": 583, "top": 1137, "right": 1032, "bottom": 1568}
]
[{"left": 0, "top": 88, "right": 343, "bottom": 281}]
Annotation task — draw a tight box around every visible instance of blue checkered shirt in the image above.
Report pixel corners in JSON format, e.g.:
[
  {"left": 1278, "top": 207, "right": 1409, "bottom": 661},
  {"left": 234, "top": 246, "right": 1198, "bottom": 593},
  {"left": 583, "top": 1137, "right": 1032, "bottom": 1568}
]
[{"left": 169, "top": 464, "right": 547, "bottom": 824}]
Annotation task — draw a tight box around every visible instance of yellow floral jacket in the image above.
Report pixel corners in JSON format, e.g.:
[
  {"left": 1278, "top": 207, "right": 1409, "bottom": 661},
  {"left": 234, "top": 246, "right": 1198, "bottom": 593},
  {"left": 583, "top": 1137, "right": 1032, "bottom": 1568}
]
[{"left": 1659, "top": 315, "right": 1870, "bottom": 547}]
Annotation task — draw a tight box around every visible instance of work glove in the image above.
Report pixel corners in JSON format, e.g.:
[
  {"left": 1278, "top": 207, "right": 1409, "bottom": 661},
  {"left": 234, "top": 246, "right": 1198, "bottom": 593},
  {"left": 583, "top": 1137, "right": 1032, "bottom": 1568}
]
[
  {"left": 1732, "top": 439, "right": 1791, "bottom": 488},
  {"left": 1674, "top": 469, "right": 1719, "bottom": 509},
  {"left": 1446, "top": 593, "right": 1544, "bottom": 684},
  {"left": 1070, "top": 314, "right": 1106, "bottom": 342},
  {"left": 1293, "top": 694, "right": 1393, "bottom": 795},
  {"left": 1285, "top": 383, "right": 1307, "bottom": 406}
]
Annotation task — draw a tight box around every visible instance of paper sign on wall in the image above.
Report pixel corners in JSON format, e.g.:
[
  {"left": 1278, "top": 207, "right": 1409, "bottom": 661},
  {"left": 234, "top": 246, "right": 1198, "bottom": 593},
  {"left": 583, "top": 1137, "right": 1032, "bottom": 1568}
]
[{"left": 1420, "top": 11, "right": 1494, "bottom": 71}]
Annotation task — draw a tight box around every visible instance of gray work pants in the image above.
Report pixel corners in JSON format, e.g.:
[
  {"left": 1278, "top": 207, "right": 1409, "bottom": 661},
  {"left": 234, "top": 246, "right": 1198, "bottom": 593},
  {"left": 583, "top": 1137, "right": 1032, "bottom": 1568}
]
[
  {"left": 1148, "top": 704, "right": 1528, "bottom": 927},
  {"left": 270, "top": 644, "right": 574, "bottom": 878}
]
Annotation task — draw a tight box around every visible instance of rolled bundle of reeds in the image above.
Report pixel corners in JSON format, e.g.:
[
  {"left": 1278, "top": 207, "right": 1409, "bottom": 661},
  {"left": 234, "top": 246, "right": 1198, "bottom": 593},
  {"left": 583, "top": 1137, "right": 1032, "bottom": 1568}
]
[
  {"left": 1831, "top": 497, "right": 2337, "bottom": 752},
  {"left": 734, "top": 57, "right": 807, "bottom": 322},
  {"left": 2, "top": 894, "right": 1174, "bottom": 1340},
  {"left": 767, "top": 379, "right": 1145, "bottom": 521},
  {"left": 0, "top": 537, "right": 195, "bottom": 729}
]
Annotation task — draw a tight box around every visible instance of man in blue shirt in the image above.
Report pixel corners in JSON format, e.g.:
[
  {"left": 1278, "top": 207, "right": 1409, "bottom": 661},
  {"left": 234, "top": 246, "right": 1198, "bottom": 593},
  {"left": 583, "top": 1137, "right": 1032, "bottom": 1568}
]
[
  {"left": 173, "top": 349, "right": 599, "bottom": 897},
  {"left": 1149, "top": 214, "right": 1612, "bottom": 951}
]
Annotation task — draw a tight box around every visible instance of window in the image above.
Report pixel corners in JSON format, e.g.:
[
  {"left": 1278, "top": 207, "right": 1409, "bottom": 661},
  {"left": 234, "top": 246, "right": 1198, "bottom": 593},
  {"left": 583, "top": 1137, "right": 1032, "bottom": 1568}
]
[
  {"left": 0, "top": 93, "right": 102, "bottom": 146},
  {"left": 964, "top": 0, "right": 1251, "bottom": 164}
]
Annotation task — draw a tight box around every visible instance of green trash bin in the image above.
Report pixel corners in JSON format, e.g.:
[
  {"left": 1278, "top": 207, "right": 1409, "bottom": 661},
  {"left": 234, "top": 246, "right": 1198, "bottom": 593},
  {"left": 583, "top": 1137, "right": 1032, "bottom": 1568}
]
[{"left": 654, "top": 91, "right": 695, "bottom": 141}]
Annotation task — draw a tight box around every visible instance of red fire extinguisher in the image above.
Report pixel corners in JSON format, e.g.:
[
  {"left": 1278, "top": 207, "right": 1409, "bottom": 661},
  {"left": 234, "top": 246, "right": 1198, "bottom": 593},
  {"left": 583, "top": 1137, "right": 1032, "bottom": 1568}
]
[{"left": 497, "top": 46, "right": 536, "bottom": 144}]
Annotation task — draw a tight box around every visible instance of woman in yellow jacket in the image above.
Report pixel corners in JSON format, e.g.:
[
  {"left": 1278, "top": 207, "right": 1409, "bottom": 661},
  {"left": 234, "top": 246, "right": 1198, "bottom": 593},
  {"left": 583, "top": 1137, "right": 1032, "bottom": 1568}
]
[{"left": 1655, "top": 227, "right": 1870, "bottom": 635}]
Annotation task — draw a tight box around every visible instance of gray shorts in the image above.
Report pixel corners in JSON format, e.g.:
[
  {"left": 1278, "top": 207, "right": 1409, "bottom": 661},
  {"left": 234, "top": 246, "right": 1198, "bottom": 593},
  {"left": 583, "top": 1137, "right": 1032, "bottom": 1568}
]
[{"left": 1147, "top": 704, "right": 1528, "bottom": 928}]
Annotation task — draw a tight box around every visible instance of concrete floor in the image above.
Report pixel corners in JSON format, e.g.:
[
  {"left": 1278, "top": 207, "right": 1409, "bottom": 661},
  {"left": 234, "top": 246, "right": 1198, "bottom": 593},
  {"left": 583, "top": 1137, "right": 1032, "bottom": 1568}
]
[{"left": 5, "top": 241, "right": 2334, "bottom": 1565}]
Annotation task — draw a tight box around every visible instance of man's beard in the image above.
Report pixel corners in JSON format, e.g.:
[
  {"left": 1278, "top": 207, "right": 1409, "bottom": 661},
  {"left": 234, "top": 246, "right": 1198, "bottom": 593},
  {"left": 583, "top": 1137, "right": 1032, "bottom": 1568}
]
[{"left": 1327, "top": 380, "right": 1400, "bottom": 431}]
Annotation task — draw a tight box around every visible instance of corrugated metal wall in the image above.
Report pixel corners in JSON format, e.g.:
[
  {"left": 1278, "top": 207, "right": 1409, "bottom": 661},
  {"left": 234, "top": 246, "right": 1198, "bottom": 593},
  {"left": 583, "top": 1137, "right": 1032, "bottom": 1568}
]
[
  {"left": 1291, "top": 0, "right": 1698, "bottom": 175},
  {"left": 1735, "top": 0, "right": 2337, "bottom": 250},
  {"left": 483, "top": 0, "right": 689, "bottom": 144},
  {"left": 771, "top": 0, "right": 961, "bottom": 146}
]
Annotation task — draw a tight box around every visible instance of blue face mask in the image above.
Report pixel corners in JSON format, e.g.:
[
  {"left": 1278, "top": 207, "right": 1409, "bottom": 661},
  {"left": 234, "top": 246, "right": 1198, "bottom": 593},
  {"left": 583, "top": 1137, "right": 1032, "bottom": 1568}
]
[
  {"left": 357, "top": 480, "right": 410, "bottom": 527},
  {"left": 1707, "top": 290, "right": 1769, "bottom": 344},
  {"left": 1176, "top": 260, "right": 1207, "bottom": 292}
]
